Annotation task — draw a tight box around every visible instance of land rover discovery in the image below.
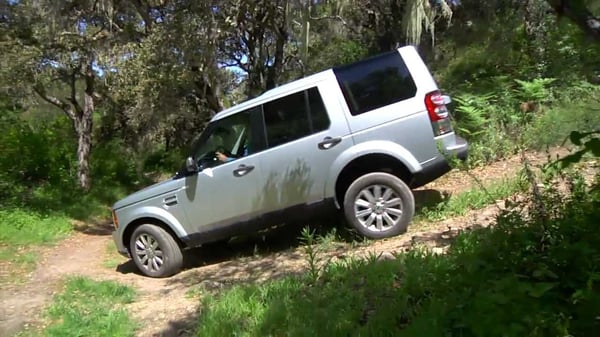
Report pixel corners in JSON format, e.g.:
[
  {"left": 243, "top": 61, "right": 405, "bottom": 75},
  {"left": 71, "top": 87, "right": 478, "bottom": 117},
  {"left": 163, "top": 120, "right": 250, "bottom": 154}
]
[{"left": 111, "top": 46, "right": 468, "bottom": 277}]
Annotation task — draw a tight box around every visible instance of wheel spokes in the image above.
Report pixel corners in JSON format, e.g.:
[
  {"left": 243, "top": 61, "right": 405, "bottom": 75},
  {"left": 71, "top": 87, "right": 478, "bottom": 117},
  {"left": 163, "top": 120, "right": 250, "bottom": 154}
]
[{"left": 354, "top": 183, "right": 404, "bottom": 232}]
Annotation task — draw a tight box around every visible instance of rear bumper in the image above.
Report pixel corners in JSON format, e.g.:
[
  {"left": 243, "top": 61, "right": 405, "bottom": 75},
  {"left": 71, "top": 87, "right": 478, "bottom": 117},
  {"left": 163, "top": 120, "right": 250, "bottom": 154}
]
[{"left": 410, "top": 136, "right": 468, "bottom": 188}]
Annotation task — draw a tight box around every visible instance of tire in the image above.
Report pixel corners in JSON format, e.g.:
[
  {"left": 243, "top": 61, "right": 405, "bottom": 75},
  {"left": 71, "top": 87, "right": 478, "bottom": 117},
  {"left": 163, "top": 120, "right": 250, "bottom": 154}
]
[
  {"left": 129, "top": 224, "right": 183, "bottom": 278},
  {"left": 343, "top": 172, "right": 415, "bottom": 239}
]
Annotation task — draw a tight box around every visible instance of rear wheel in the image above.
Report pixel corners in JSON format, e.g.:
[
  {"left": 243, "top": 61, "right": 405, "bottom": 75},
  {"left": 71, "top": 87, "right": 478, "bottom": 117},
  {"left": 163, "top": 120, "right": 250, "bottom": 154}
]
[
  {"left": 343, "top": 172, "right": 415, "bottom": 239},
  {"left": 130, "top": 224, "right": 183, "bottom": 278}
]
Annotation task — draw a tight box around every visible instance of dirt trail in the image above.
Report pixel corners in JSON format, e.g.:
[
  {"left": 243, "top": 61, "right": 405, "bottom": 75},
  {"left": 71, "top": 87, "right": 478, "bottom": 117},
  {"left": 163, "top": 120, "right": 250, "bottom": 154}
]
[{"left": 0, "top": 147, "right": 575, "bottom": 337}]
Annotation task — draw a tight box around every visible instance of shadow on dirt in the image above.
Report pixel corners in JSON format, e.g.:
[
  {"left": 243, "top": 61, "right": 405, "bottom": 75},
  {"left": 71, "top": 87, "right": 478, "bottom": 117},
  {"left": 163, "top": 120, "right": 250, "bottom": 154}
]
[
  {"left": 115, "top": 219, "right": 340, "bottom": 278},
  {"left": 414, "top": 189, "right": 450, "bottom": 213},
  {"left": 73, "top": 219, "right": 114, "bottom": 236}
]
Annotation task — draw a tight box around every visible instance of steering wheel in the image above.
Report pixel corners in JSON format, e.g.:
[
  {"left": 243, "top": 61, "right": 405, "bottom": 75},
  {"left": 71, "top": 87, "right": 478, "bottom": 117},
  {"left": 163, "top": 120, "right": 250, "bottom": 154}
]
[{"left": 197, "top": 151, "right": 219, "bottom": 169}]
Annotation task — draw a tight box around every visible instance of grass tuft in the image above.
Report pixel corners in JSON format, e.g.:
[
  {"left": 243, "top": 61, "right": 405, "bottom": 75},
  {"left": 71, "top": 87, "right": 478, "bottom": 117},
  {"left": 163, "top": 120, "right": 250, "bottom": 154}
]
[
  {"left": 44, "top": 277, "right": 137, "bottom": 337},
  {"left": 416, "top": 174, "right": 527, "bottom": 222}
]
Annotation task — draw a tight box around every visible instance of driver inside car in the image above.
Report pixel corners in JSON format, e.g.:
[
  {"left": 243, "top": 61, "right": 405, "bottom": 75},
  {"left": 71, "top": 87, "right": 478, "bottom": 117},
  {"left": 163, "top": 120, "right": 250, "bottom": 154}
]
[{"left": 215, "top": 127, "right": 250, "bottom": 162}]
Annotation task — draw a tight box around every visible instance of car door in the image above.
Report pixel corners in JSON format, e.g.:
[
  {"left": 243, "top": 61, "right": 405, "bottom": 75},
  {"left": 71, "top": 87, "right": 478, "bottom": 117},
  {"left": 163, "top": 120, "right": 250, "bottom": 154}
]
[
  {"left": 256, "top": 83, "right": 352, "bottom": 221},
  {"left": 179, "top": 107, "right": 266, "bottom": 243}
]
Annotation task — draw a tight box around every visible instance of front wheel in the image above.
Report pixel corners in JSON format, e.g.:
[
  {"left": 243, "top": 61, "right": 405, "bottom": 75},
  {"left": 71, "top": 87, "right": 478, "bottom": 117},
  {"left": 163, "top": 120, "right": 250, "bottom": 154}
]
[
  {"left": 343, "top": 172, "right": 415, "bottom": 239},
  {"left": 130, "top": 224, "right": 183, "bottom": 278}
]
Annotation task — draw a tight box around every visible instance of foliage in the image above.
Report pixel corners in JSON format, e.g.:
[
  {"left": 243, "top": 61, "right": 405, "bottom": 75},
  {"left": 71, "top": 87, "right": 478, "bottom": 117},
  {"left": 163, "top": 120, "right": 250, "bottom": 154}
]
[
  {"left": 452, "top": 93, "right": 494, "bottom": 140},
  {"left": 546, "top": 130, "right": 600, "bottom": 171},
  {"left": 0, "top": 209, "right": 72, "bottom": 247},
  {"left": 0, "top": 108, "right": 140, "bottom": 219},
  {"left": 43, "top": 277, "right": 137, "bottom": 337},
  {"left": 195, "top": 170, "right": 600, "bottom": 337},
  {"left": 514, "top": 78, "right": 556, "bottom": 103}
]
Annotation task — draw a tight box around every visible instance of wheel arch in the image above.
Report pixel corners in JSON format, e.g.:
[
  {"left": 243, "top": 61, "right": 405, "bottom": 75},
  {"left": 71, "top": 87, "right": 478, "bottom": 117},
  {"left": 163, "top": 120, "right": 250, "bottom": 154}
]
[
  {"left": 122, "top": 217, "right": 186, "bottom": 255},
  {"left": 332, "top": 153, "right": 416, "bottom": 209}
]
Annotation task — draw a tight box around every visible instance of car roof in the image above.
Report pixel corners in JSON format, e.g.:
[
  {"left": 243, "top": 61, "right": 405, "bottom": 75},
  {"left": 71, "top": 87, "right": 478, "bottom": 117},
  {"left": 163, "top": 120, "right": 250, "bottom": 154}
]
[
  {"left": 211, "top": 45, "right": 415, "bottom": 122},
  {"left": 211, "top": 69, "right": 334, "bottom": 122}
]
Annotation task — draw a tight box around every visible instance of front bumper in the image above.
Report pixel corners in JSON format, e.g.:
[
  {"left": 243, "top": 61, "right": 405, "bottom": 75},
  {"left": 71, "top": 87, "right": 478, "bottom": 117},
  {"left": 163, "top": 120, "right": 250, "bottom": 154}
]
[{"left": 112, "top": 230, "right": 130, "bottom": 257}]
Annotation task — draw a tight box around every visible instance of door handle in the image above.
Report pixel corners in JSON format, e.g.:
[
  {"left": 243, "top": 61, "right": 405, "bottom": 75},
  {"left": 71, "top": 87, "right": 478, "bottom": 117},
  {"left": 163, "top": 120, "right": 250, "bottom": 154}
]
[
  {"left": 163, "top": 195, "right": 178, "bottom": 207},
  {"left": 233, "top": 164, "right": 255, "bottom": 177},
  {"left": 318, "top": 136, "right": 342, "bottom": 150}
]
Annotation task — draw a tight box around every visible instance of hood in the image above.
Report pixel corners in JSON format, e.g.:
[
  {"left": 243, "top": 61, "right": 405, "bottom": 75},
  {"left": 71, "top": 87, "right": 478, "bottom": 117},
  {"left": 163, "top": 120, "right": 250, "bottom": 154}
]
[{"left": 112, "top": 177, "right": 183, "bottom": 210}]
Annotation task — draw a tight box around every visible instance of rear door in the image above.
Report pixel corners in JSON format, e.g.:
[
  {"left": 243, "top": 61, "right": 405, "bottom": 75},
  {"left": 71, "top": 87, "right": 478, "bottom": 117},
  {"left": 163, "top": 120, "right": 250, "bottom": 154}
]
[{"left": 255, "top": 83, "right": 352, "bottom": 220}]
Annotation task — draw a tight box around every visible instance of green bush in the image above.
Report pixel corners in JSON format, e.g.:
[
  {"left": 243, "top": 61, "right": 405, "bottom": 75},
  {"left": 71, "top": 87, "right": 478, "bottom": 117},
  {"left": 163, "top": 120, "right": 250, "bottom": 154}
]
[{"left": 0, "top": 110, "right": 142, "bottom": 219}]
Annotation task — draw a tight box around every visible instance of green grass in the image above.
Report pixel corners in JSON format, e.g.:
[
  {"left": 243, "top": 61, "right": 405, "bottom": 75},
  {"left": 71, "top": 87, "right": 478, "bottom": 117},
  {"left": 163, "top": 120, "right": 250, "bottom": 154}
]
[
  {"left": 416, "top": 174, "right": 527, "bottom": 222},
  {"left": 194, "top": 174, "right": 600, "bottom": 337},
  {"left": 41, "top": 277, "right": 137, "bottom": 337},
  {"left": 0, "top": 209, "right": 72, "bottom": 246},
  {"left": 0, "top": 208, "right": 73, "bottom": 284},
  {"left": 103, "top": 241, "right": 127, "bottom": 269},
  {"left": 524, "top": 87, "right": 600, "bottom": 150}
]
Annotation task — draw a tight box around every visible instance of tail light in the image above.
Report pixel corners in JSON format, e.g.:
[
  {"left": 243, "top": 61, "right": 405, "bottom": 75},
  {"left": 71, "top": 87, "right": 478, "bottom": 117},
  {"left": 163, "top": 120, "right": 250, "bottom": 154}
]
[{"left": 425, "top": 91, "right": 453, "bottom": 136}]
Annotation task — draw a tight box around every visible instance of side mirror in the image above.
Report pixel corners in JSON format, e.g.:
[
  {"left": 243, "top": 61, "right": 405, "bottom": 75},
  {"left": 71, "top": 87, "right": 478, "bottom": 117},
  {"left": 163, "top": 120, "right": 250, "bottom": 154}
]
[{"left": 185, "top": 156, "right": 198, "bottom": 173}]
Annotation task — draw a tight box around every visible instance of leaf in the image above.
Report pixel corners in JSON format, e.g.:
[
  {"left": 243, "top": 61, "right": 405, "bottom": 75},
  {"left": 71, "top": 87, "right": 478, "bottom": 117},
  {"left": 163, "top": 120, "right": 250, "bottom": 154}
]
[{"left": 527, "top": 282, "right": 558, "bottom": 298}]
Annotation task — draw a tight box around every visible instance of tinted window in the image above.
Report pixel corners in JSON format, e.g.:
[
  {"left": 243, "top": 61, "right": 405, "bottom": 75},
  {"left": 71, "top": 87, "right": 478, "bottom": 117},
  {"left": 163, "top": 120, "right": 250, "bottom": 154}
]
[
  {"left": 263, "top": 87, "right": 330, "bottom": 148},
  {"left": 192, "top": 107, "right": 263, "bottom": 168},
  {"left": 334, "top": 51, "right": 417, "bottom": 116}
]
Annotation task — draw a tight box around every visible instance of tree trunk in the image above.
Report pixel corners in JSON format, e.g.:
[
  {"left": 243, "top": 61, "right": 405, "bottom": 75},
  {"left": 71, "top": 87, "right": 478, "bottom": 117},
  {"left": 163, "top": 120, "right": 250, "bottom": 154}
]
[
  {"left": 525, "top": 0, "right": 549, "bottom": 76},
  {"left": 75, "top": 117, "right": 92, "bottom": 191},
  {"left": 77, "top": 64, "right": 95, "bottom": 192}
]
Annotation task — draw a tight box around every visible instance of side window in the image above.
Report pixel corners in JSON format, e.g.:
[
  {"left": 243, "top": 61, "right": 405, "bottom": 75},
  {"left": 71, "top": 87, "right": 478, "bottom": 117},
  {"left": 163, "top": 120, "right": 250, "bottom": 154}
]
[
  {"left": 263, "top": 87, "right": 330, "bottom": 148},
  {"left": 333, "top": 51, "right": 417, "bottom": 116},
  {"left": 193, "top": 109, "right": 254, "bottom": 168}
]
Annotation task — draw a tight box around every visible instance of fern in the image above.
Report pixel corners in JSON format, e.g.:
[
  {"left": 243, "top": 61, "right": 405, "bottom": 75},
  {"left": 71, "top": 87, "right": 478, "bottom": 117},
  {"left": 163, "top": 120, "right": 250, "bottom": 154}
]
[
  {"left": 514, "top": 78, "right": 556, "bottom": 103},
  {"left": 453, "top": 93, "right": 495, "bottom": 140}
]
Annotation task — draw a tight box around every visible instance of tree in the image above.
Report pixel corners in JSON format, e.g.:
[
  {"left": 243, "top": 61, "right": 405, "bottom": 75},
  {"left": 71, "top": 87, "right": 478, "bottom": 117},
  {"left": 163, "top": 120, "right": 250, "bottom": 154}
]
[
  {"left": 1, "top": 0, "right": 155, "bottom": 190},
  {"left": 215, "top": 0, "right": 294, "bottom": 97}
]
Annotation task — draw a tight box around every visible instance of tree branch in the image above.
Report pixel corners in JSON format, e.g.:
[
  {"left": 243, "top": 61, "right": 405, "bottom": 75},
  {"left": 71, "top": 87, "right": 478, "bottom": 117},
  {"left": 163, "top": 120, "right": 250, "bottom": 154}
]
[{"left": 33, "top": 83, "right": 76, "bottom": 121}]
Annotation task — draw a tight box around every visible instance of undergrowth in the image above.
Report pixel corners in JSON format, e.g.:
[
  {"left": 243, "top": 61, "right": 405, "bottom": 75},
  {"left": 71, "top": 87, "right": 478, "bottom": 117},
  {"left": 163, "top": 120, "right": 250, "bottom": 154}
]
[
  {"left": 416, "top": 174, "right": 527, "bottom": 222},
  {"left": 195, "top": 168, "right": 600, "bottom": 337}
]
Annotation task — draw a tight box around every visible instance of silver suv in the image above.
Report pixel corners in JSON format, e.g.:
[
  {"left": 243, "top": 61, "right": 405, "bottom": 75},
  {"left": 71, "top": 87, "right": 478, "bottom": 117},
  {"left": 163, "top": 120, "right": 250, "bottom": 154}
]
[{"left": 111, "top": 46, "right": 468, "bottom": 277}]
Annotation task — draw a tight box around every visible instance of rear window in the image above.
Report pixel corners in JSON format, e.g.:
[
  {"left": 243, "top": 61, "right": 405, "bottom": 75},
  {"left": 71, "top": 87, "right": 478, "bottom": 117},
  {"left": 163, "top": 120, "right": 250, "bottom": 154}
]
[{"left": 333, "top": 51, "right": 417, "bottom": 116}]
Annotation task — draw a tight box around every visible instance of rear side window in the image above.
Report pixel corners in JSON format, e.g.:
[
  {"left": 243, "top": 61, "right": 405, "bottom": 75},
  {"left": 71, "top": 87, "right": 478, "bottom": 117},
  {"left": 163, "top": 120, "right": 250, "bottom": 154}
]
[
  {"left": 263, "top": 87, "right": 330, "bottom": 148},
  {"left": 334, "top": 51, "right": 417, "bottom": 116}
]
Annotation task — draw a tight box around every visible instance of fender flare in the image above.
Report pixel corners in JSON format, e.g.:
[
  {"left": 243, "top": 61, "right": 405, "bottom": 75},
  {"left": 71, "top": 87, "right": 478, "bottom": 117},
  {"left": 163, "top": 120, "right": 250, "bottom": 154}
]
[
  {"left": 324, "top": 140, "right": 423, "bottom": 205},
  {"left": 120, "top": 206, "right": 188, "bottom": 244}
]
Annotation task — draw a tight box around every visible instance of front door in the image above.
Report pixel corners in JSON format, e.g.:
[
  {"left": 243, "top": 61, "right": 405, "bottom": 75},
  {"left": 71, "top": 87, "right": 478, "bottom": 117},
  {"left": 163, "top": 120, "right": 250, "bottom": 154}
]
[{"left": 180, "top": 107, "right": 265, "bottom": 243}]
